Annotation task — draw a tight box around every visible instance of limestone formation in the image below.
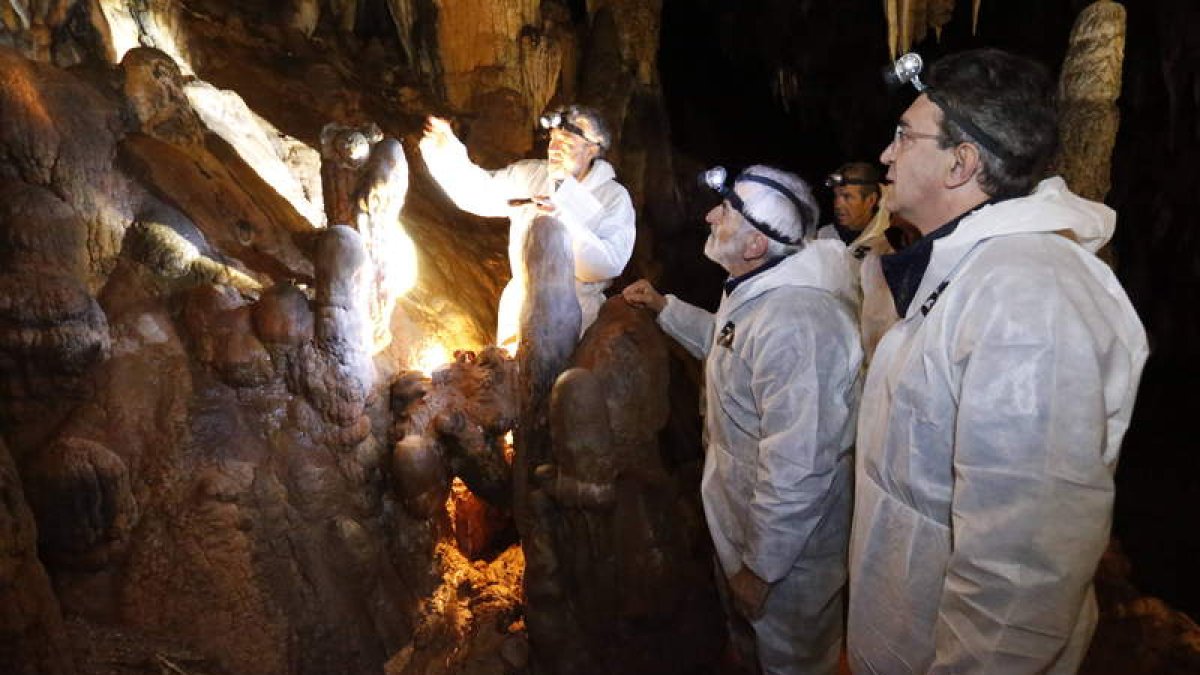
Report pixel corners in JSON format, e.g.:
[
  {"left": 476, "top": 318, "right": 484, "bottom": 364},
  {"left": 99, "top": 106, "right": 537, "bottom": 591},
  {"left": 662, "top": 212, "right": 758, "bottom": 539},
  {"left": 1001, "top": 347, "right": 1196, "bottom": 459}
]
[
  {"left": 0, "top": 436, "right": 74, "bottom": 675},
  {"left": 118, "top": 48, "right": 317, "bottom": 284},
  {"left": 2, "top": 3, "right": 1190, "bottom": 675},
  {"left": 0, "top": 179, "right": 110, "bottom": 461},
  {"left": 289, "top": 226, "right": 376, "bottom": 444},
  {"left": 186, "top": 79, "right": 326, "bottom": 229},
  {"left": 320, "top": 124, "right": 417, "bottom": 348},
  {"left": 886, "top": 0, "right": 965, "bottom": 56},
  {"left": 0, "top": 46, "right": 134, "bottom": 292},
  {"left": 122, "top": 46, "right": 206, "bottom": 147},
  {"left": 388, "top": 347, "right": 517, "bottom": 529},
  {"left": 1049, "top": 0, "right": 1126, "bottom": 203},
  {"left": 252, "top": 281, "right": 315, "bottom": 346},
  {"left": 586, "top": 0, "right": 662, "bottom": 86},
  {"left": 320, "top": 122, "right": 384, "bottom": 227},
  {"left": 22, "top": 436, "right": 139, "bottom": 570},
  {"left": 522, "top": 297, "right": 718, "bottom": 673}
]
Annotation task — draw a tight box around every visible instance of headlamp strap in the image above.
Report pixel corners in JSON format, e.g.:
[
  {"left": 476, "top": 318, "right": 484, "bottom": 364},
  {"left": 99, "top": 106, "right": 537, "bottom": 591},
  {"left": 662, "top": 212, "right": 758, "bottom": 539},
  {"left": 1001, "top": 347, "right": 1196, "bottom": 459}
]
[
  {"left": 554, "top": 118, "right": 599, "bottom": 146},
  {"left": 926, "top": 91, "right": 1020, "bottom": 166},
  {"left": 828, "top": 175, "right": 877, "bottom": 188},
  {"left": 725, "top": 173, "right": 809, "bottom": 244}
]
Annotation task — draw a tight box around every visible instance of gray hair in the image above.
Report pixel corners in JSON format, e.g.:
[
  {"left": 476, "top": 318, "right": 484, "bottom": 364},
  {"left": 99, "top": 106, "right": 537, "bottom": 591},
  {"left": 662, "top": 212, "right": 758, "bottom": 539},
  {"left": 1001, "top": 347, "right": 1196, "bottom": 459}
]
[
  {"left": 563, "top": 104, "right": 613, "bottom": 152},
  {"left": 926, "top": 48, "right": 1058, "bottom": 198},
  {"left": 737, "top": 164, "right": 819, "bottom": 257}
]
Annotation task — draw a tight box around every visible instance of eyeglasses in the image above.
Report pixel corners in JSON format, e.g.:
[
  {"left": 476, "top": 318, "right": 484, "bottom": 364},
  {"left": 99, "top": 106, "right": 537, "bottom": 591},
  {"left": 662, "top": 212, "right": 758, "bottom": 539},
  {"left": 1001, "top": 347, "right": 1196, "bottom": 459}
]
[{"left": 892, "top": 124, "right": 941, "bottom": 147}]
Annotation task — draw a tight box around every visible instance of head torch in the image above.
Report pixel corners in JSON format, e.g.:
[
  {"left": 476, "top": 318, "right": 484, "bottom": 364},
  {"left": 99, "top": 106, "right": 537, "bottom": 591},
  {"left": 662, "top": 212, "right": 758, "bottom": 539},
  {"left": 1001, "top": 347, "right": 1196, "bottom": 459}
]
[
  {"left": 882, "top": 52, "right": 926, "bottom": 92},
  {"left": 882, "top": 52, "right": 1019, "bottom": 165},
  {"left": 539, "top": 110, "right": 599, "bottom": 146},
  {"left": 824, "top": 172, "right": 878, "bottom": 189},
  {"left": 699, "top": 166, "right": 807, "bottom": 245}
]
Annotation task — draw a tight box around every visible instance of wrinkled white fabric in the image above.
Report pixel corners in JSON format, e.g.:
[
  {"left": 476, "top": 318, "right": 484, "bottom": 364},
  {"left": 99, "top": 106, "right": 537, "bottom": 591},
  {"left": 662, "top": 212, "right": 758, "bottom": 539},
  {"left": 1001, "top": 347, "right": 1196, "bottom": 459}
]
[
  {"left": 816, "top": 205, "right": 898, "bottom": 362},
  {"left": 419, "top": 135, "right": 635, "bottom": 345},
  {"left": 848, "top": 177, "right": 1149, "bottom": 674},
  {"left": 658, "top": 239, "right": 863, "bottom": 675}
]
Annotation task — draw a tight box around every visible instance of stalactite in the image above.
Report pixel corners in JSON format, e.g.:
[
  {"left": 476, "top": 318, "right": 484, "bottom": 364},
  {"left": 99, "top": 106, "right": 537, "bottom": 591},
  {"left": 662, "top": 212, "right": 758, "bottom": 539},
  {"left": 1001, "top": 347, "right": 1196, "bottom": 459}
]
[
  {"left": 433, "top": 0, "right": 539, "bottom": 110},
  {"left": 385, "top": 0, "right": 416, "bottom": 65},
  {"left": 586, "top": 0, "right": 662, "bottom": 86},
  {"left": 518, "top": 26, "right": 564, "bottom": 129},
  {"left": 929, "top": 0, "right": 954, "bottom": 40},
  {"left": 886, "top": 0, "right": 964, "bottom": 56}
]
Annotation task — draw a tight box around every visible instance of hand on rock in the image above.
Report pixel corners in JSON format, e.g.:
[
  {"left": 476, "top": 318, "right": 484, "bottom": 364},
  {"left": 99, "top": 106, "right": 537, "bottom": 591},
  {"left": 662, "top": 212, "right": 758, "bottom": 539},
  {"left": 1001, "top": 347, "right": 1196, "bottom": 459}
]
[{"left": 621, "top": 279, "right": 667, "bottom": 314}]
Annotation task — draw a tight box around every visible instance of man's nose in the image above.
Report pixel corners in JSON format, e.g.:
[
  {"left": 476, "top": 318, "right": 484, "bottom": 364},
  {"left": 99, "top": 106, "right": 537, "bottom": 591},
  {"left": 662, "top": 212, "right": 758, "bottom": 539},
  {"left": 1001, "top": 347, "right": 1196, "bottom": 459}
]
[{"left": 880, "top": 142, "right": 895, "bottom": 164}]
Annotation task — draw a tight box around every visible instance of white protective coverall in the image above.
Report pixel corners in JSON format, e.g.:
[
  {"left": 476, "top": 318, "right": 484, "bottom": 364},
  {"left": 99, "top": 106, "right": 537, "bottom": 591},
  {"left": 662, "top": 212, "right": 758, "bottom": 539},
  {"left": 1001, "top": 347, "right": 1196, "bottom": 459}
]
[
  {"left": 419, "top": 136, "right": 635, "bottom": 346},
  {"left": 657, "top": 239, "right": 863, "bottom": 674},
  {"left": 848, "top": 177, "right": 1149, "bottom": 674},
  {"left": 817, "top": 191, "right": 900, "bottom": 362}
]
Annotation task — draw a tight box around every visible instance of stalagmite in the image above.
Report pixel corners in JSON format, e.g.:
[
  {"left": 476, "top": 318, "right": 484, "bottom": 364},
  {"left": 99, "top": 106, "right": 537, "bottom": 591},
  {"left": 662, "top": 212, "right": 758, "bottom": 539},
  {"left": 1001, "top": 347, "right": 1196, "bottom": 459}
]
[{"left": 515, "top": 214, "right": 582, "bottom": 672}]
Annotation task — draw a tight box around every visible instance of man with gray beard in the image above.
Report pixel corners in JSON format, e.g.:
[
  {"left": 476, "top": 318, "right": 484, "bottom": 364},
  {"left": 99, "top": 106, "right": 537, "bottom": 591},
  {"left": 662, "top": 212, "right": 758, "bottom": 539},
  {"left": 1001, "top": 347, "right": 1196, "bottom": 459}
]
[{"left": 623, "top": 165, "right": 861, "bottom": 674}]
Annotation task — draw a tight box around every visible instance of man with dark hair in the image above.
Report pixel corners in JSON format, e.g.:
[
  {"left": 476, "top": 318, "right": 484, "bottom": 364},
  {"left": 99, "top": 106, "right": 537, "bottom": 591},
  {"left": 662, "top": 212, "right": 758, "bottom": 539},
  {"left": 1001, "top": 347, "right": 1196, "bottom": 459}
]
[
  {"left": 848, "top": 48, "right": 1148, "bottom": 673},
  {"left": 623, "top": 165, "right": 860, "bottom": 674},
  {"left": 817, "top": 161, "right": 882, "bottom": 245},
  {"left": 419, "top": 105, "right": 634, "bottom": 350}
]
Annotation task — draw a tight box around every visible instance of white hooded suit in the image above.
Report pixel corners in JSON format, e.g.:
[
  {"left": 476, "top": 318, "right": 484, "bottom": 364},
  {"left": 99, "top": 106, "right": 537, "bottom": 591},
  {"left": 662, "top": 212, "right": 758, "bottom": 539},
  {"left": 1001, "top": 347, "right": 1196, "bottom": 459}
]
[
  {"left": 848, "top": 177, "right": 1149, "bottom": 673},
  {"left": 657, "top": 239, "right": 863, "bottom": 674},
  {"left": 419, "top": 135, "right": 635, "bottom": 346}
]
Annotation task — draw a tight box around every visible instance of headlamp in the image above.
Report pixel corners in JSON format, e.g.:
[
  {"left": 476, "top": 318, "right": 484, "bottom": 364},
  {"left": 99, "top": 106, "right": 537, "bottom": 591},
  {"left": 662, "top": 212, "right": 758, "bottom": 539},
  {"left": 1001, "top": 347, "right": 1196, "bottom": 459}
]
[
  {"left": 698, "top": 166, "right": 808, "bottom": 245},
  {"left": 538, "top": 111, "right": 563, "bottom": 131},
  {"left": 539, "top": 109, "right": 599, "bottom": 146},
  {"left": 882, "top": 52, "right": 1020, "bottom": 165},
  {"left": 883, "top": 52, "right": 926, "bottom": 92},
  {"left": 699, "top": 166, "right": 729, "bottom": 194},
  {"left": 824, "top": 173, "right": 877, "bottom": 189}
]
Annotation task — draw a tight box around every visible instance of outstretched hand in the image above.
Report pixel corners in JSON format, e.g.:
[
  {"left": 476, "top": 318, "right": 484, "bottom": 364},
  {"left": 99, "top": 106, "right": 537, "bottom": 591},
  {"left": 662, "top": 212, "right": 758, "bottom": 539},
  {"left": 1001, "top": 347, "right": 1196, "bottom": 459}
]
[
  {"left": 621, "top": 279, "right": 667, "bottom": 314},
  {"left": 421, "top": 116, "right": 458, "bottom": 153}
]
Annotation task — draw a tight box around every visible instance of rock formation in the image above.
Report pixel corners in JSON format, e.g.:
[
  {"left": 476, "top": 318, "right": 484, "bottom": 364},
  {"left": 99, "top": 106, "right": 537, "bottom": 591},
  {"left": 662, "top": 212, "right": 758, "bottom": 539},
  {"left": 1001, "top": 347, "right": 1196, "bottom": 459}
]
[{"left": 0, "top": 2, "right": 1196, "bottom": 675}]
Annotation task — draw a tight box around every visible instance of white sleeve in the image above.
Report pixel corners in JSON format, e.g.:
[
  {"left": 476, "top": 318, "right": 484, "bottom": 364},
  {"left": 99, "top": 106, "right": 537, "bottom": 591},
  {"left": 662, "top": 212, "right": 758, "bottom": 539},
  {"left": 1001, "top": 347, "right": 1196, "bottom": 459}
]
[
  {"left": 558, "top": 185, "right": 636, "bottom": 282},
  {"left": 655, "top": 295, "right": 715, "bottom": 360},
  {"left": 418, "top": 134, "right": 520, "bottom": 218},
  {"left": 929, "top": 269, "right": 1120, "bottom": 673}
]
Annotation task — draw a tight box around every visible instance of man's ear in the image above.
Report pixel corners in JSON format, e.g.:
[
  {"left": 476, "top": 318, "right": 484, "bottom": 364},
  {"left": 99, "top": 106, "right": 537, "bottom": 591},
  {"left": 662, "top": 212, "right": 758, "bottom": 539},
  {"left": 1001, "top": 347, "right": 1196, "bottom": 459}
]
[
  {"left": 864, "top": 190, "right": 880, "bottom": 212},
  {"left": 583, "top": 143, "right": 601, "bottom": 165},
  {"left": 945, "top": 142, "right": 982, "bottom": 189},
  {"left": 743, "top": 231, "right": 769, "bottom": 261}
]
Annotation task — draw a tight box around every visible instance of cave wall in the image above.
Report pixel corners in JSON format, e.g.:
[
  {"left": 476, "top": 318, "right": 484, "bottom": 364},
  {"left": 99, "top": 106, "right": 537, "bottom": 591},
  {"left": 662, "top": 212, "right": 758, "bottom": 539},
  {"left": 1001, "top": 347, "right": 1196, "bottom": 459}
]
[
  {"left": 0, "top": 1, "right": 720, "bottom": 674},
  {"left": 1, "top": 0, "right": 1198, "bottom": 673}
]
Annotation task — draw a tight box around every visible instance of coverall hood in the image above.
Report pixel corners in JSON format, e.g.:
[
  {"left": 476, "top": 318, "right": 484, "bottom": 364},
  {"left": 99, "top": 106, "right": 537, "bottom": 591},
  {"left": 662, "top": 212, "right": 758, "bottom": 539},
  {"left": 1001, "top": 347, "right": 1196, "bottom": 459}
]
[
  {"left": 728, "top": 238, "right": 862, "bottom": 317},
  {"left": 909, "top": 176, "right": 1116, "bottom": 319}
]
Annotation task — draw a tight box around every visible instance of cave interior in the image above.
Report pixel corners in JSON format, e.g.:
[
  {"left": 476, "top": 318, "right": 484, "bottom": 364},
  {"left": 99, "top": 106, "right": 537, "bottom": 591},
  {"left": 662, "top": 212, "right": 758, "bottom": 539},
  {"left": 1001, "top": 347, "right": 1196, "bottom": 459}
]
[{"left": 0, "top": 0, "right": 1197, "bottom": 673}]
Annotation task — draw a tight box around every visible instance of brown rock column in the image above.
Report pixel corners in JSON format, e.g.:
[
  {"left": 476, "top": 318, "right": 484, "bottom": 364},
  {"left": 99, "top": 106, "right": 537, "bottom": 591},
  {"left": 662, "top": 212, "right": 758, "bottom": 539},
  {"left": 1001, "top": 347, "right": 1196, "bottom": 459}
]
[{"left": 0, "top": 437, "right": 75, "bottom": 675}]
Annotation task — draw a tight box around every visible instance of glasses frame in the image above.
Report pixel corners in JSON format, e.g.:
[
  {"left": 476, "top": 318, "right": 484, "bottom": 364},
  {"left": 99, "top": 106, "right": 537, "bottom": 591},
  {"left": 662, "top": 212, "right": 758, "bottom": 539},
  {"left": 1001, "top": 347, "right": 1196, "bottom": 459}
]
[{"left": 891, "top": 124, "right": 942, "bottom": 148}]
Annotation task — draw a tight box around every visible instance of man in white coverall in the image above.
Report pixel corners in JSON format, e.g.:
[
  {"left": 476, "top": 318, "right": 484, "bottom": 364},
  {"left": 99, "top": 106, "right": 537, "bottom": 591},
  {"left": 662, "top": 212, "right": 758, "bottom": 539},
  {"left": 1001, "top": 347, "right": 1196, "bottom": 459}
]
[
  {"left": 848, "top": 48, "right": 1149, "bottom": 673},
  {"left": 419, "top": 105, "right": 636, "bottom": 349},
  {"left": 623, "top": 165, "right": 862, "bottom": 674}
]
